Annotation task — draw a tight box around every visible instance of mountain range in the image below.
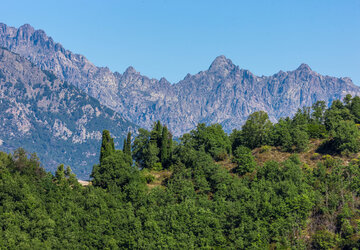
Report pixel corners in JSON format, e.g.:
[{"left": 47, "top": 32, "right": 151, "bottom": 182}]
[
  {"left": 0, "top": 22, "right": 360, "bottom": 177},
  {"left": 1, "top": 23, "right": 359, "bottom": 136},
  {"left": 0, "top": 47, "right": 136, "bottom": 179}
]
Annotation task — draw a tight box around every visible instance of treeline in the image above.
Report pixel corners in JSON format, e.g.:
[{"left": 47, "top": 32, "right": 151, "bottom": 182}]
[
  {"left": 1, "top": 96, "right": 360, "bottom": 248},
  {"left": 231, "top": 94, "right": 360, "bottom": 155}
]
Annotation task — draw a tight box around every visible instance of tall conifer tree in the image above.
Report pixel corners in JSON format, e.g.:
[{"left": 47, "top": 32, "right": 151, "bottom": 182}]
[
  {"left": 150, "top": 121, "right": 162, "bottom": 148},
  {"left": 123, "top": 139, "right": 127, "bottom": 152},
  {"left": 124, "top": 132, "right": 132, "bottom": 158},
  {"left": 168, "top": 131, "right": 173, "bottom": 163},
  {"left": 160, "top": 126, "right": 169, "bottom": 166},
  {"left": 100, "top": 130, "right": 115, "bottom": 163}
]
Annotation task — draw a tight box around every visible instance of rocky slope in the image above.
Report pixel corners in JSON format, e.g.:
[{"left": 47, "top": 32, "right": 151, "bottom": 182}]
[
  {"left": 1, "top": 23, "right": 359, "bottom": 135},
  {"left": 172, "top": 56, "right": 360, "bottom": 133},
  {"left": 0, "top": 47, "right": 136, "bottom": 179}
]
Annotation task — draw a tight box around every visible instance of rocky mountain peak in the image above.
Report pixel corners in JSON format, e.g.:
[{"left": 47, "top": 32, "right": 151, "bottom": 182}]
[
  {"left": 296, "top": 63, "right": 312, "bottom": 72},
  {"left": 159, "top": 77, "right": 170, "bottom": 85},
  {"left": 1, "top": 22, "right": 360, "bottom": 138},
  {"left": 124, "top": 66, "right": 138, "bottom": 75},
  {"left": 208, "top": 55, "right": 235, "bottom": 73},
  {"left": 0, "top": 23, "right": 7, "bottom": 32},
  {"left": 33, "top": 29, "right": 49, "bottom": 41},
  {"left": 18, "top": 23, "right": 34, "bottom": 32},
  {"left": 0, "top": 47, "right": 137, "bottom": 178},
  {"left": 17, "top": 24, "right": 35, "bottom": 40}
]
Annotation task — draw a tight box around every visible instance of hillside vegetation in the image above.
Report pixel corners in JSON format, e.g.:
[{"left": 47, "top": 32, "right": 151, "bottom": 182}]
[{"left": 1, "top": 96, "right": 360, "bottom": 248}]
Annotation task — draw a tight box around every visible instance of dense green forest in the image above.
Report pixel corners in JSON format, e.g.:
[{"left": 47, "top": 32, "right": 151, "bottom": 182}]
[{"left": 2, "top": 95, "right": 360, "bottom": 248}]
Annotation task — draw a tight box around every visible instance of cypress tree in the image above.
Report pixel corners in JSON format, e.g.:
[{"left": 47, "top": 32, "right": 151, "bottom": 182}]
[
  {"left": 100, "top": 130, "right": 115, "bottom": 163},
  {"left": 150, "top": 121, "right": 163, "bottom": 149},
  {"left": 124, "top": 132, "right": 132, "bottom": 157},
  {"left": 65, "top": 166, "right": 79, "bottom": 187},
  {"left": 64, "top": 166, "right": 71, "bottom": 177},
  {"left": 168, "top": 131, "right": 173, "bottom": 163},
  {"left": 123, "top": 132, "right": 132, "bottom": 166},
  {"left": 55, "top": 164, "right": 65, "bottom": 182},
  {"left": 160, "top": 126, "right": 169, "bottom": 166},
  {"left": 123, "top": 139, "right": 126, "bottom": 152},
  {"left": 145, "top": 142, "right": 160, "bottom": 169}
]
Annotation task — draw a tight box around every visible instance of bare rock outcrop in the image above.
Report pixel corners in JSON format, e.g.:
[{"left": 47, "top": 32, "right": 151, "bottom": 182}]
[{"left": 1, "top": 23, "right": 359, "bottom": 136}]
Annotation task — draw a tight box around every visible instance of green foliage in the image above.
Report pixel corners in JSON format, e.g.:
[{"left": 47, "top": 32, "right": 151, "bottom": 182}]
[
  {"left": 241, "top": 111, "right": 272, "bottom": 149},
  {"left": 99, "top": 130, "right": 115, "bottom": 163},
  {"left": 93, "top": 150, "right": 139, "bottom": 189},
  {"left": 292, "top": 107, "right": 311, "bottom": 126},
  {"left": 144, "top": 142, "right": 160, "bottom": 170},
  {"left": 307, "top": 123, "right": 327, "bottom": 138},
  {"left": 259, "top": 145, "right": 272, "bottom": 153},
  {"left": 183, "top": 123, "right": 231, "bottom": 160},
  {"left": 324, "top": 100, "right": 354, "bottom": 132},
  {"left": 229, "top": 128, "right": 242, "bottom": 152},
  {"left": 92, "top": 130, "right": 145, "bottom": 192},
  {"left": 312, "top": 230, "right": 339, "bottom": 249},
  {"left": 11, "top": 148, "right": 45, "bottom": 179},
  {"left": 160, "top": 125, "right": 172, "bottom": 167},
  {"left": 232, "top": 146, "right": 256, "bottom": 175},
  {"left": 291, "top": 125, "right": 309, "bottom": 152},
  {"left": 132, "top": 128, "right": 151, "bottom": 168},
  {"left": 3, "top": 96, "right": 360, "bottom": 248},
  {"left": 331, "top": 120, "right": 360, "bottom": 153},
  {"left": 55, "top": 164, "right": 65, "bottom": 182},
  {"left": 123, "top": 131, "right": 132, "bottom": 159},
  {"left": 311, "top": 153, "right": 321, "bottom": 160},
  {"left": 142, "top": 169, "right": 155, "bottom": 183},
  {"left": 271, "top": 119, "right": 309, "bottom": 152},
  {"left": 271, "top": 118, "right": 293, "bottom": 151},
  {"left": 133, "top": 122, "right": 174, "bottom": 169},
  {"left": 322, "top": 154, "right": 336, "bottom": 168},
  {"left": 312, "top": 100, "right": 326, "bottom": 124}
]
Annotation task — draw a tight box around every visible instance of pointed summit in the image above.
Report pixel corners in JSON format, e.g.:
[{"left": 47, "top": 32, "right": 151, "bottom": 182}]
[
  {"left": 159, "top": 77, "right": 170, "bottom": 85},
  {"left": 18, "top": 24, "right": 35, "bottom": 35},
  {"left": 17, "top": 24, "right": 35, "bottom": 40},
  {"left": 124, "top": 66, "right": 137, "bottom": 75},
  {"left": 208, "top": 55, "right": 235, "bottom": 73},
  {"left": 296, "top": 63, "right": 312, "bottom": 72},
  {"left": 19, "top": 23, "right": 34, "bottom": 31}
]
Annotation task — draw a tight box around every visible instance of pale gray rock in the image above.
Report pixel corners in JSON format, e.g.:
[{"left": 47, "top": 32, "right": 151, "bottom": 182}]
[
  {"left": 0, "top": 47, "right": 137, "bottom": 179},
  {"left": 1, "top": 23, "right": 359, "bottom": 136}
]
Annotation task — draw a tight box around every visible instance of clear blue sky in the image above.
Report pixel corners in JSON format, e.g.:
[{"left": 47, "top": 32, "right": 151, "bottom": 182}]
[{"left": 1, "top": 0, "right": 360, "bottom": 84}]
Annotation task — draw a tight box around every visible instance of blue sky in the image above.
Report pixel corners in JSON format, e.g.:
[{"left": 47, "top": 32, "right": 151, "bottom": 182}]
[{"left": 1, "top": 0, "right": 360, "bottom": 84}]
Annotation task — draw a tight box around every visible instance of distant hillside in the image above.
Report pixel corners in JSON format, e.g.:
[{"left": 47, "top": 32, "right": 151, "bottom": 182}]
[
  {"left": 0, "top": 47, "right": 137, "bottom": 179},
  {"left": 1, "top": 23, "right": 360, "bottom": 135}
]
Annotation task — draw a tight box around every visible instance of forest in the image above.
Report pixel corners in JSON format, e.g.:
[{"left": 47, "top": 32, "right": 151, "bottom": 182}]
[{"left": 1, "top": 94, "right": 360, "bottom": 249}]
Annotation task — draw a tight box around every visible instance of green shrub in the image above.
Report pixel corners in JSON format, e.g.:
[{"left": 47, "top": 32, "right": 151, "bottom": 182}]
[
  {"left": 311, "top": 153, "right": 321, "bottom": 160},
  {"left": 259, "top": 145, "right": 272, "bottom": 153},
  {"left": 151, "top": 162, "right": 163, "bottom": 171},
  {"left": 312, "top": 230, "right": 339, "bottom": 249},
  {"left": 302, "top": 163, "right": 312, "bottom": 172},
  {"left": 141, "top": 169, "right": 155, "bottom": 183},
  {"left": 211, "top": 148, "right": 228, "bottom": 161},
  {"left": 307, "top": 123, "right": 327, "bottom": 139},
  {"left": 322, "top": 155, "right": 337, "bottom": 168},
  {"left": 233, "top": 146, "right": 256, "bottom": 175},
  {"left": 145, "top": 174, "right": 155, "bottom": 184},
  {"left": 340, "top": 149, "right": 351, "bottom": 157}
]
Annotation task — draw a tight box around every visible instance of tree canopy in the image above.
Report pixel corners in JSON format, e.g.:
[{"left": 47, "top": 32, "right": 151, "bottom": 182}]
[{"left": 2, "top": 96, "right": 360, "bottom": 249}]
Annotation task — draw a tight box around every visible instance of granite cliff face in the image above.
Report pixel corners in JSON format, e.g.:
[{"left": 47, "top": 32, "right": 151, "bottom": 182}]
[
  {"left": 0, "top": 47, "right": 136, "bottom": 178},
  {"left": 171, "top": 57, "right": 360, "bottom": 133},
  {"left": 1, "top": 23, "right": 359, "bottom": 135},
  {"left": 0, "top": 23, "right": 120, "bottom": 109}
]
